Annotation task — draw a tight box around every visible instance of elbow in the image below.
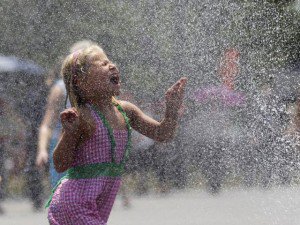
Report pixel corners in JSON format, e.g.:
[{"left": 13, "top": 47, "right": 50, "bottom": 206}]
[
  {"left": 155, "top": 121, "right": 178, "bottom": 142},
  {"left": 53, "top": 154, "right": 71, "bottom": 173},
  {"left": 54, "top": 160, "right": 67, "bottom": 173},
  {"left": 154, "top": 131, "right": 175, "bottom": 142},
  {"left": 54, "top": 164, "right": 67, "bottom": 173}
]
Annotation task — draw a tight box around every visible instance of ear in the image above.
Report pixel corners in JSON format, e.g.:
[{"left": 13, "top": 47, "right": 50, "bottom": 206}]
[
  {"left": 72, "top": 75, "right": 83, "bottom": 93},
  {"left": 73, "top": 75, "right": 79, "bottom": 85}
]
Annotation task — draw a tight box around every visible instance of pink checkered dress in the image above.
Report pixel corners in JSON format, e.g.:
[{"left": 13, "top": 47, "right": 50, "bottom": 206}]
[{"left": 48, "top": 106, "right": 129, "bottom": 225}]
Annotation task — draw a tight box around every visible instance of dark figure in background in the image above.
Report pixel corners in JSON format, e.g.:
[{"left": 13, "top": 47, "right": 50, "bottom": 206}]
[
  {"left": 294, "top": 91, "right": 300, "bottom": 125},
  {"left": 295, "top": 94, "right": 300, "bottom": 132},
  {"left": 247, "top": 77, "right": 292, "bottom": 188},
  {"left": 152, "top": 101, "right": 188, "bottom": 193},
  {"left": 153, "top": 139, "right": 188, "bottom": 193},
  {"left": 0, "top": 99, "right": 26, "bottom": 214},
  {"left": 0, "top": 56, "right": 47, "bottom": 211},
  {"left": 282, "top": 91, "right": 300, "bottom": 183},
  {"left": 0, "top": 143, "right": 4, "bottom": 214},
  {"left": 22, "top": 73, "right": 48, "bottom": 210},
  {"left": 184, "top": 96, "right": 244, "bottom": 194},
  {"left": 129, "top": 128, "right": 155, "bottom": 195},
  {"left": 274, "top": 70, "right": 300, "bottom": 185},
  {"left": 125, "top": 100, "right": 155, "bottom": 196},
  {"left": 0, "top": 99, "right": 9, "bottom": 214},
  {"left": 127, "top": 99, "right": 187, "bottom": 195}
]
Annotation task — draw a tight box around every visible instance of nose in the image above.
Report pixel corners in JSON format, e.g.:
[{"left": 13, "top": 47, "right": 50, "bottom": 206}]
[{"left": 109, "top": 62, "right": 117, "bottom": 70}]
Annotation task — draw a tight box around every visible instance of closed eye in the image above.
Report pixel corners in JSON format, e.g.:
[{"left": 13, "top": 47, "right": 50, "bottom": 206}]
[{"left": 101, "top": 60, "right": 109, "bottom": 66}]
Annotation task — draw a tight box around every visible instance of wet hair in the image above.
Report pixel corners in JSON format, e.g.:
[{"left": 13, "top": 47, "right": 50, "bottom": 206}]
[
  {"left": 61, "top": 44, "right": 118, "bottom": 108},
  {"left": 69, "top": 39, "right": 98, "bottom": 54}
]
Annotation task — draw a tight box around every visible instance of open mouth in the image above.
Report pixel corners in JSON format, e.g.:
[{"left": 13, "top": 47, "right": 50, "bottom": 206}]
[{"left": 110, "top": 74, "right": 120, "bottom": 85}]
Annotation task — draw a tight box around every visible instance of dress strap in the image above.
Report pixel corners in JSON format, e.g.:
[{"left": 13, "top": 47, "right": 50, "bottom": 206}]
[
  {"left": 91, "top": 105, "right": 117, "bottom": 163},
  {"left": 91, "top": 104, "right": 132, "bottom": 164},
  {"left": 116, "top": 104, "right": 132, "bottom": 165}
]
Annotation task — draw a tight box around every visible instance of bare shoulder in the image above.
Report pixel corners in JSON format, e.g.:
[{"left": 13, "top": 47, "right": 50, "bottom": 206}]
[
  {"left": 47, "top": 84, "right": 65, "bottom": 107},
  {"left": 50, "top": 83, "right": 65, "bottom": 98},
  {"left": 75, "top": 106, "right": 96, "bottom": 139},
  {"left": 78, "top": 106, "right": 95, "bottom": 126},
  {"left": 118, "top": 100, "right": 141, "bottom": 118}
]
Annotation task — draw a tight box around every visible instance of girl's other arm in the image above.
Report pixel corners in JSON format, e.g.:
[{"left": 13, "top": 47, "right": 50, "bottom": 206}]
[{"left": 122, "top": 77, "right": 187, "bottom": 142}]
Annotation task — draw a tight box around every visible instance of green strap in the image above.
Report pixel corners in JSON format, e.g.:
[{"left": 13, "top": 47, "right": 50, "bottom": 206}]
[
  {"left": 92, "top": 105, "right": 117, "bottom": 163},
  {"left": 45, "top": 103, "right": 132, "bottom": 208},
  {"left": 91, "top": 104, "right": 132, "bottom": 164},
  {"left": 116, "top": 104, "right": 132, "bottom": 165}
]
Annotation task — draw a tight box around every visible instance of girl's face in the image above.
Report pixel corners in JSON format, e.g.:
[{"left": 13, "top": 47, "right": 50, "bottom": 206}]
[{"left": 78, "top": 50, "right": 121, "bottom": 97}]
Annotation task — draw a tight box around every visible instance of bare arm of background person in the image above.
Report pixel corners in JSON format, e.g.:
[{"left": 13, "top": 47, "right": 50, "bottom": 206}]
[{"left": 36, "top": 84, "right": 65, "bottom": 168}]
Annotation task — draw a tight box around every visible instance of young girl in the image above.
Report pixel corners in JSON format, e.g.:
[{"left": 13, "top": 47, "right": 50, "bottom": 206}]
[{"left": 46, "top": 44, "right": 187, "bottom": 225}]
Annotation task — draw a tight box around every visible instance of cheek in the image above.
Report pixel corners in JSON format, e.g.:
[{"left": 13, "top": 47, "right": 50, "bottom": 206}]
[
  {"left": 94, "top": 77, "right": 107, "bottom": 87},
  {"left": 114, "top": 90, "right": 121, "bottom": 96},
  {"left": 92, "top": 70, "right": 107, "bottom": 82},
  {"left": 92, "top": 80, "right": 111, "bottom": 93}
]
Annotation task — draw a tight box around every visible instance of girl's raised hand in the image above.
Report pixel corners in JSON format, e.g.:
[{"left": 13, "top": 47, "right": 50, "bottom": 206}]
[
  {"left": 165, "top": 77, "right": 187, "bottom": 117},
  {"left": 60, "top": 107, "right": 80, "bottom": 133}
]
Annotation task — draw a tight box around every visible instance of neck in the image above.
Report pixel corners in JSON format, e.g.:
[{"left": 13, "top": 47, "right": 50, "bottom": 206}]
[{"left": 88, "top": 95, "right": 115, "bottom": 112}]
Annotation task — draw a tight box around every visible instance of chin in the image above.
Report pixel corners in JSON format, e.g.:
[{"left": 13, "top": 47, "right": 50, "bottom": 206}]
[
  {"left": 114, "top": 89, "right": 121, "bottom": 96},
  {"left": 114, "top": 90, "right": 121, "bottom": 96}
]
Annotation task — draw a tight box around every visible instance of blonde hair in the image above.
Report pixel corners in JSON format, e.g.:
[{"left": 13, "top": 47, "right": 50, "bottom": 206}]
[
  {"left": 61, "top": 44, "right": 118, "bottom": 108},
  {"left": 69, "top": 39, "right": 98, "bottom": 54}
]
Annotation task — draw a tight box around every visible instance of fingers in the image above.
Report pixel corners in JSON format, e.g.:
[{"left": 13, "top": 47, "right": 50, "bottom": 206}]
[
  {"left": 172, "top": 77, "right": 188, "bottom": 98},
  {"left": 35, "top": 159, "right": 42, "bottom": 167},
  {"left": 60, "top": 108, "right": 80, "bottom": 133},
  {"left": 165, "top": 77, "right": 187, "bottom": 99},
  {"left": 170, "top": 78, "right": 184, "bottom": 92},
  {"left": 60, "top": 107, "right": 79, "bottom": 123},
  {"left": 37, "top": 159, "right": 46, "bottom": 168},
  {"left": 171, "top": 77, "right": 187, "bottom": 92},
  {"left": 179, "top": 77, "right": 187, "bottom": 88},
  {"left": 36, "top": 155, "right": 48, "bottom": 168},
  {"left": 178, "top": 77, "right": 187, "bottom": 95}
]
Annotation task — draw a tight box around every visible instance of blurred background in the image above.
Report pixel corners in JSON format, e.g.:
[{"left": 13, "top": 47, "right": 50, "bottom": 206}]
[{"left": 0, "top": 0, "right": 300, "bottom": 224}]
